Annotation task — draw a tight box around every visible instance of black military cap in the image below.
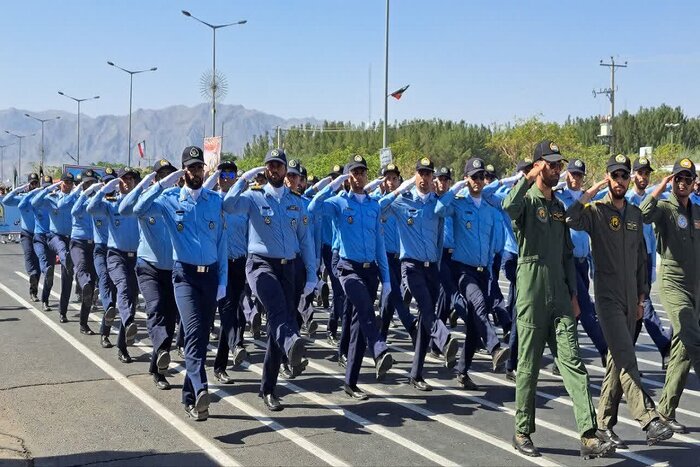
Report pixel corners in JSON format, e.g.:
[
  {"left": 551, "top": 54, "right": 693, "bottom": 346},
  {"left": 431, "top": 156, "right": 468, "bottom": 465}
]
[
  {"left": 328, "top": 164, "right": 343, "bottom": 178},
  {"left": 287, "top": 159, "right": 302, "bottom": 176},
  {"left": 416, "top": 157, "right": 435, "bottom": 172},
  {"left": 485, "top": 164, "right": 497, "bottom": 178},
  {"left": 182, "top": 146, "right": 205, "bottom": 167},
  {"left": 516, "top": 158, "right": 534, "bottom": 173},
  {"left": 381, "top": 163, "right": 401, "bottom": 177},
  {"left": 672, "top": 158, "right": 697, "bottom": 177},
  {"left": 567, "top": 159, "right": 586, "bottom": 175},
  {"left": 606, "top": 154, "right": 631, "bottom": 174},
  {"left": 632, "top": 157, "right": 654, "bottom": 173},
  {"left": 117, "top": 167, "right": 140, "bottom": 178},
  {"left": 533, "top": 140, "right": 566, "bottom": 163},
  {"left": 299, "top": 165, "right": 308, "bottom": 178},
  {"left": 102, "top": 167, "right": 117, "bottom": 182},
  {"left": 60, "top": 172, "right": 75, "bottom": 182},
  {"left": 81, "top": 169, "right": 98, "bottom": 182},
  {"left": 310, "top": 175, "right": 320, "bottom": 184},
  {"left": 217, "top": 160, "right": 238, "bottom": 172},
  {"left": 153, "top": 158, "right": 175, "bottom": 173},
  {"left": 41, "top": 175, "right": 53, "bottom": 187},
  {"left": 436, "top": 166, "right": 452, "bottom": 180},
  {"left": 264, "top": 148, "right": 287, "bottom": 166},
  {"left": 27, "top": 173, "right": 39, "bottom": 183},
  {"left": 347, "top": 155, "right": 368, "bottom": 172},
  {"left": 464, "top": 157, "right": 486, "bottom": 177}
]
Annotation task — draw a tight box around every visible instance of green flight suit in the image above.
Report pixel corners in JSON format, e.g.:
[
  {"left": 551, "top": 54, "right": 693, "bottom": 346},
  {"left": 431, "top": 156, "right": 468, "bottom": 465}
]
[
  {"left": 503, "top": 178, "right": 597, "bottom": 436},
  {"left": 566, "top": 195, "right": 658, "bottom": 430},
  {"left": 640, "top": 193, "right": 700, "bottom": 420}
]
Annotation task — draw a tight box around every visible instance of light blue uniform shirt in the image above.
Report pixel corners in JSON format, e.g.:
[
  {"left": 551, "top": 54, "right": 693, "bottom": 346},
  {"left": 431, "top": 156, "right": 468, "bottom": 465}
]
[
  {"left": 436, "top": 191, "right": 497, "bottom": 268},
  {"left": 482, "top": 182, "right": 518, "bottom": 255},
  {"left": 133, "top": 184, "right": 227, "bottom": 287},
  {"left": 223, "top": 180, "right": 315, "bottom": 284},
  {"left": 309, "top": 186, "right": 390, "bottom": 283},
  {"left": 3, "top": 190, "right": 36, "bottom": 232},
  {"left": 87, "top": 191, "right": 140, "bottom": 252},
  {"left": 370, "top": 189, "right": 400, "bottom": 254},
  {"left": 21, "top": 191, "right": 49, "bottom": 235},
  {"left": 119, "top": 182, "right": 174, "bottom": 270},
  {"left": 379, "top": 187, "right": 444, "bottom": 263},
  {"left": 557, "top": 187, "right": 591, "bottom": 258},
  {"left": 305, "top": 186, "right": 333, "bottom": 246},
  {"left": 92, "top": 210, "right": 109, "bottom": 245},
  {"left": 67, "top": 191, "right": 94, "bottom": 241},
  {"left": 626, "top": 187, "right": 664, "bottom": 279},
  {"left": 32, "top": 189, "right": 73, "bottom": 236},
  {"left": 691, "top": 192, "right": 700, "bottom": 206}
]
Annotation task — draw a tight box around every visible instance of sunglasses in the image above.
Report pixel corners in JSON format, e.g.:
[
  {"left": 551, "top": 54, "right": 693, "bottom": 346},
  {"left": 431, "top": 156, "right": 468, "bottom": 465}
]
[
  {"left": 674, "top": 174, "right": 695, "bottom": 185},
  {"left": 610, "top": 171, "right": 630, "bottom": 181},
  {"left": 470, "top": 173, "right": 485, "bottom": 181},
  {"left": 220, "top": 171, "right": 237, "bottom": 180},
  {"left": 545, "top": 161, "right": 563, "bottom": 170}
]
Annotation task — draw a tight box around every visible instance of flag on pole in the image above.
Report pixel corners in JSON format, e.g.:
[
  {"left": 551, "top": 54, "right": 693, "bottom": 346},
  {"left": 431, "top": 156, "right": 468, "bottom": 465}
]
[
  {"left": 137, "top": 141, "right": 145, "bottom": 159},
  {"left": 390, "top": 84, "right": 410, "bottom": 100}
]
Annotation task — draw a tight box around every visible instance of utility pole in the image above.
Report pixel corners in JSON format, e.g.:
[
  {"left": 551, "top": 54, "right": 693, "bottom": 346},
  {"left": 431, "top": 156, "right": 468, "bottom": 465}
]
[
  {"left": 382, "top": 0, "right": 390, "bottom": 148},
  {"left": 593, "top": 56, "right": 627, "bottom": 154},
  {"left": 276, "top": 126, "right": 281, "bottom": 148}
]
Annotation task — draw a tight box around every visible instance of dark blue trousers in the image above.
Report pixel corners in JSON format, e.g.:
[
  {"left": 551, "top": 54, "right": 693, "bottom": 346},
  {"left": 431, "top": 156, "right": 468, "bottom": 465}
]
[
  {"left": 436, "top": 249, "right": 468, "bottom": 324},
  {"left": 106, "top": 249, "right": 138, "bottom": 351},
  {"left": 48, "top": 233, "right": 73, "bottom": 315},
  {"left": 380, "top": 252, "right": 416, "bottom": 341},
  {"left": 502, "top": 251, "right": 519, "bottom": 372},
  {"left": 94, "top": 243, "right": 116, "bottom": 312},
  {"left": 336, "top": 259, "right": 388, "bottom": 386},
  {"left": 70, "top": 239, "right": 96, "bottom": 326},
  {"left": 21, "top": 229, "right": 40, "bottom": 279},
  {"left": 33, "top": 233, "right": 55, "bottom": 302},
  {"left": 488, "top": 253, "right": 512, "bottom": 333},
  {"left": 574, "top": 258, "right": 608, "bottom": 358},
  {"left": 293, "top": 255, "right": 306, "bottom": 327},
  {"left": 402, "top": 259, "right": 449, "bottom": 380},
  {"left": 136, "top": 259, "right": 177, "bottom": 375},
  {"left": 172, "top": 261, "right": 218, "bottom": 406},
  {"left": 214, "top": 257, "right": 247, "bottom": 372},
  {"left": 322, "top": 244, "right": 345, "bottom": 337},
  {"left": 635, "top": 253, "right": 672, "bottom": 355},
  {"left": 246, "top": 255, "right": 300, "bottom": 395},
  {"left": 334, "top": 249, "right": 352, "bottom": 358}
]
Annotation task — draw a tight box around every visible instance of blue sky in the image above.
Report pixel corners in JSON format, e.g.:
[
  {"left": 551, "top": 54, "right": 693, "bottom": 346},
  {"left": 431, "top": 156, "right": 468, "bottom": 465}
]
[{"left": 2, "top": 1, "right": 699, "bottom": 125}]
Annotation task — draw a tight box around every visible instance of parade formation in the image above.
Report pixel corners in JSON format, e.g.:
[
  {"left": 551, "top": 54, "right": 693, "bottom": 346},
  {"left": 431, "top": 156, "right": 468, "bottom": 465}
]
[{"left": 1, "top": 139, "right": 697, "bottom": 462}]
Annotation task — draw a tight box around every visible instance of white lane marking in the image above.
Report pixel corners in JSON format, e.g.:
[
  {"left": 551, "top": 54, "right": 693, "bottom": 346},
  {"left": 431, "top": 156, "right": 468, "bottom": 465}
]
[{"left": 0, "top": 281, "right": 240, "bottom": 467}]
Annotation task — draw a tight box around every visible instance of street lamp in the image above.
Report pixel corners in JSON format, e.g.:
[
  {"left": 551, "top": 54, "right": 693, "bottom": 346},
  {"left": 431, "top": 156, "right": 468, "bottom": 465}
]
[
  {"left": 5, "top": 131, "right": 35, "bottom": 182},
  {"left": 0, "top": 143, "right": 15, "bottom": 184},
  {"left": 382, "top": 0, "right": 390, "bottom": 149},
  {"left": 182, "top": 9, "right": 246, "bottom": 138},
  {"left": 24, "top": 113, "right": 61, "bottom": 170},
  {"left": 664, "top": 122, "right": 681, "bottom": 145},
  {"left": 58, "top": 91, "right": 100, "bottom": 165},
  {"left": 107, "top": 61, "right": 157, "bottom": 166}
]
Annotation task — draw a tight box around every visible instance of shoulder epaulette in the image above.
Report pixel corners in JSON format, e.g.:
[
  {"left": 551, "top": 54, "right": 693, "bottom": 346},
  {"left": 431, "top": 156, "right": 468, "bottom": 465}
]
[
  {"left": 455, "top": 194, "right": 465, "bottom": 199},
  {"left": 250, "top": 186, "right": 263, "bottom": 191},
  {"left": 289, "top": 190, "right": 301, "bottom": 197}
]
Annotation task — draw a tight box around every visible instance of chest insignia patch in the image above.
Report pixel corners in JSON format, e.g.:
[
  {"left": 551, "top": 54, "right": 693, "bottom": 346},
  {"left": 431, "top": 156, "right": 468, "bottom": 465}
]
[
  {"left": 176, "top": 222, "right": 184, "bottom": 232},
  {"left": 678, "top": 214, "right": 688, "bottom": 229},
  {"left": 209, "top": 221, "right": 215, "bottom": 230},
  {"left": 264, "top": 216, "right": 272, "bottom": 225},
  {"left": 609, "top": 215, "right": 621, "bottom": 231},
  {"left": 536, "top": 207, "right": 548, "bottom": 223}
]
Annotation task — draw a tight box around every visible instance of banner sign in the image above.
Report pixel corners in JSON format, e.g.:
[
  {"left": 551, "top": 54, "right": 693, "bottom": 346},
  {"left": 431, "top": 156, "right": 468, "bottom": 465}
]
[
  {"left": 0, "top": 202, "right": 21, "bottom": 234},
  {"left": 379, "top": 147, "right": 393, "bottom": 166},
  {"left": 203, "top": 136, "right": 222, "bottom": 171}
]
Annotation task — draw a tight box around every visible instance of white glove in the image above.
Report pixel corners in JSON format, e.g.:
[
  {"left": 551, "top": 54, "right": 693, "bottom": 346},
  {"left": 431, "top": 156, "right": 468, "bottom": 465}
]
[
  {"left": 241, "top": 166, "right": 265, "bottom": 182},
  {"left": 500, "top": 172, "right": 523, "bottom": 187},
  {"left": 160, "top": 169, "right": 185, "bottom": 188},
  {"left": 396, "top": 178, "right": 416, "bottom": 195},
  {"left": 554, "top": 180, "right": 567, "bottom": 191},
  {"left": 8, "top": 183, "right": 29, "bottom": 195},
  {"left": 48, "top": 181, "right": 62, "bottom": 191},
  {"left": 216, "top": 285, "right": 226, "bottom": 301},
  {"left": 83, "top": 182, "right": 103, "bottom": 196},
  {"left": 203, "top": 170, "right": 221, "bottom": 190},
  {"left": 329, "top": 174, "right": 350, "bottom": 191},
  {"left": 101, "top": 178, "right": 121, "bottom": 193},
  {"left": 138, "top": 171, "right": 157, "bottom": 188},
  {"left": 312, "top": 176, "right": 332, "bottom": 192},
  {"left": 364, "top": 177, "right": 384, "bottom": 193},
  {"left": 303, "top": 281, "right": 316, "bottom": 297},
  {"left": 450, "top": 180, "right": 467, "bottom": 193},
  {"left": 381, "top": 282, "right": 392, "bottom": 304}
]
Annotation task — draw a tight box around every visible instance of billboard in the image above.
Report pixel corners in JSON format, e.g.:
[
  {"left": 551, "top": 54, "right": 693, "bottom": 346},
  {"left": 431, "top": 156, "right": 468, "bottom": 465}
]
[
  {"left": 0, "top": 202, "right": 21, "bottom": 234},
  {"left": 203, "top": 136, "right": 222, "bottom": 170}
]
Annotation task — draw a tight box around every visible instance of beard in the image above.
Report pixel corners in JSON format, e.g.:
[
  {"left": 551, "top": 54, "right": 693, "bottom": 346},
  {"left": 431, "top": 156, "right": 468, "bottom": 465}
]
[
  {"left": 185, "top": 172, "right": 203, "bottom": 190},
  {"left": 608, "top": 181, "right": 626, "bottom": 200},
  {"left": 268, "top": 175, "right": 284, "bottom": 188},
  {"left": 543, "top": 173, "right": 559, "bottom": 188}
]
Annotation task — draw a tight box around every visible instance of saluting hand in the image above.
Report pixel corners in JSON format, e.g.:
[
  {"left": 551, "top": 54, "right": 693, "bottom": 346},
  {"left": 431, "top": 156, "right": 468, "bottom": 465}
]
[
  {"left": 160, "top": 169, "right": 185, "bottom": 188},
  {"left": 83, "top": 182, "right": 103, "bottom": 196},
  {"left": 526, "top": 161, "right": 545, "bottom": 182},
  {"left": 139, "top": 171, "right": 157, "bottom": 188},
  {"left": 241, "top": 166, "right": 266, "bottom": 182},
  {"left": 312, "top": 176, "right": 332, "bottom": 192},
  {"left": 450, "top": 179, "right": 467, "bottom": 193},
  {"left": 329, "top": 174, "right": 350, "bottom": 191},
  {"left": 363, "top": 176, "right": 384, "bottom": 193},
  {"left": 102, "top": 178, "right": 121, "bottom": 193},
  {"left": 393, "top": 177, "right": 416, "bottom": 196},
  {"left": 203, "top": 170, "right": 221, "bottom": 190},
  {"left": 48, "top": 181, "right": 62, "bottom": 191}
]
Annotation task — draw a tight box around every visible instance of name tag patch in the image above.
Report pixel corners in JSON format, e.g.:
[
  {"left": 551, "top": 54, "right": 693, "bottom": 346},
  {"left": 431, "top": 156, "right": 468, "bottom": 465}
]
[
  {"left": 625, "top": 221, "right": 638, "bottom": 231},
  {"left": 694, "top": 220, "right": 700, "bottom": 230}
]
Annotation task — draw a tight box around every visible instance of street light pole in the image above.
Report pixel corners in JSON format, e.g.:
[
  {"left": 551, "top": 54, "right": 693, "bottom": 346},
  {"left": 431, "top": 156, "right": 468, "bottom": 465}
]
[
  {"left": 382, "top": 0, "right": 390, "bottom": 148},
  {"left": 664, "top": 122, "right": 681, "bottom": 145},
  {"left": 58, "top": 92, "right": 99, "bottom": 165},
  {"left": 0, "top": 143, "right": 14, "bottom": 183},
  {"left": 24, "top": 114, "right": 60, "bottom": 169},
  {"left": 107, "top": 61, "right": 157, "bottom": 166},
  {"left": 182, "top": 10, "right": 247, "bottom": 138},
  {"left": 4, "top": 131, "right": 35, "bottom": 182}
]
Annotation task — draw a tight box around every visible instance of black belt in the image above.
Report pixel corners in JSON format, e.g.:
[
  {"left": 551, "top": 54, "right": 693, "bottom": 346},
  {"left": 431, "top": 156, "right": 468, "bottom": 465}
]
[
  {"left": 404, "top": 258, "right": 436, "bottom": 268},
  {"left": 343, "top": 258, "right": 376, "bottom": 269},
  {"left": 250, "top": 254, "right": 292, "bottom": 265}
]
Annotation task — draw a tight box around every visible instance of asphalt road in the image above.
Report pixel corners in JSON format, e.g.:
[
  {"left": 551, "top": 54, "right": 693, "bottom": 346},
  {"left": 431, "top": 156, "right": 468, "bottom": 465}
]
[{"left": 0, "top": 241, "right": 697, "bottom": 466}]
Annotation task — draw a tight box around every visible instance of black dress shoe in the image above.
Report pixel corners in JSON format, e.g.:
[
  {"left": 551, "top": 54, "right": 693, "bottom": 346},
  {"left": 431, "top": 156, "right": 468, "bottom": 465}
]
[
  {"left": 262, "top": 393, "right": 282, "bottom": 411},
  {"left": 118, "top": 349, "right": 132, "bottom": 364},
  {"left": 344, "top": 384, "right": 369, "bottom": 400},
  {"left": 287, "top": 338, "right": 305, "bottom": 368},
  {"left": 512, "top": 433, "right": 540, "bottom": 457},
  {"left": 375, "top": 352, "right": 393, "bottom": 380},
  {"left": 596, "top": 428, "right": 628, "bottom": 449},
  {"left": 661, "top": 346, "right": 670, "bottom": 371},
  {"left": 409, "top": 377, "right": 432, "bottom": 391},
  {"left": 307, "top": 320, "right": 318, "bottom": 336},
  {"left": 125, "top": 322, "right": 138, "bottom": 345},
  {"left": 280, "top": 363, "right": 295, "bottom": 379},
  {"left": 153, "top": 373, "right": 171, "bottom": 390},
  {"left": 491, "top": 345, "right": 510, "bottom": 371},
  {"left": 645, "top": 419, "right": 674, "bottom": 445},
  {"left": 195, "top": 390, "right": 210, "bottom": 414},
  {"left": 251, "top": 313, "right": 262, "bottom": 340},
  {"left": 292, "top": 358, "right": 309, "bottom": 377},
  {"left": 184, "top": 404, "right": 208, "bottom": 421},
  {"left": 30, "top": 293, "right": 39, "bottom": 302},
  {"left": 214, "top": 370, "right": 235, "bottom": 384},
  {"left": 59, "top": 314, "right": 68, "bottom": 323},
  {"left": 428, "top": 349, "right": 442, "bottom": 360},
  {"left": 505, "top": 369, "right": 516, "bottom": 382},
  {"left": 177, "top": 347, "right": 185, "bottom": 359},
  {"left": 551, "top": 362, "right": 561, "bottom": 376},
  {"left": 80, "top": 325, "right": 95, "bottom": 336},
  {"left": 443, "top": 337, "right": 459, "bottom": 369},
  {"left": 660, "top": 414, "right": 687, "bottom": 434},
  {"left": 448, "top": 310, "right": 458, "bottom": 328},
  {"left": 42, "top": 302, "right": 51, "bottom": 312},
  {"left": 327, "top": 333, "right": 339, "bottom": 347},
  {"left": 338, "top": 354, "right": 348, "bottom": 368},
  {"left": 457, "top": 373, "right": 479, "bottom": 390},
  {"left": 101, "top": 336, "right": 113, "bottom": 349},
  {"left": 232, "top": 346, "right": 247, "bottom": 367},
  {"left": 156, "top": 350, "right": 170, "bottom": 374}
]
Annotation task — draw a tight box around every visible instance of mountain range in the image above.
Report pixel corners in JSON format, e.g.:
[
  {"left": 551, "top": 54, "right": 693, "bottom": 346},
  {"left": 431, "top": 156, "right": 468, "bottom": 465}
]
[{"left": 0, "top": 103, "right": 319, "bottom": 178}]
